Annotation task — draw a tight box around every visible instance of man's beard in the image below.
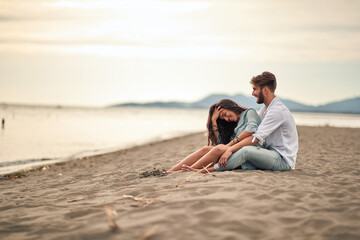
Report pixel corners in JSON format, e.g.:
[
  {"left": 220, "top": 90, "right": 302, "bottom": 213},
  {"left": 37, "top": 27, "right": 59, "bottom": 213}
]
[{"left": 256, "top": 88, "right": 265, "bottom": 104}]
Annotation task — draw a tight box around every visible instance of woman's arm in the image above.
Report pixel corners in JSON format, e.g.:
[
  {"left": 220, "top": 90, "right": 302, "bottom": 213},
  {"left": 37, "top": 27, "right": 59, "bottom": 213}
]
[
  {"left": 230, "top": 135, "right": 258, "bottom": 153},
  {"left": 211, "top": 106, "right": 223, "bottom": 141},
  {"left": 227, "top": 131, "right": 253, "bottom": 147},
  {"left": 232, "top": 130, "right": 254, "bottom": 143},
  {"left": 229, "top": 109, "right": 260, "bottom": 145},
  {"left": 218, "top": 109, "right": 262, "bottom": 167},
  {"left": 212, "top": 121, "right": 219, "bottom": 141}
]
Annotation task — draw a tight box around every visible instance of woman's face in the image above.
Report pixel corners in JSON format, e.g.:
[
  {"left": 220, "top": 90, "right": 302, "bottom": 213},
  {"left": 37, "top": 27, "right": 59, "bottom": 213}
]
[{"left": 219, "top": 109, "right": 239, "bottom": 122}]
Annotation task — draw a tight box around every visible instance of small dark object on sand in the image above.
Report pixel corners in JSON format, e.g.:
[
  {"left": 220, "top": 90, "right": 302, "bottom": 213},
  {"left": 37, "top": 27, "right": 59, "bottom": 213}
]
[
  {"left": 140, "top": 168, "right": 167, "bottom": 178},
  {"left": 0, "top": 172, "right": 26, "bottom": 181}
]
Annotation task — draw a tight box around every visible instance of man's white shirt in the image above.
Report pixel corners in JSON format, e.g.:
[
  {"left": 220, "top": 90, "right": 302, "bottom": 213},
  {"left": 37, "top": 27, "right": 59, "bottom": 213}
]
[{"left": 252, "top": 97, "right": 299, "bottom": 169}]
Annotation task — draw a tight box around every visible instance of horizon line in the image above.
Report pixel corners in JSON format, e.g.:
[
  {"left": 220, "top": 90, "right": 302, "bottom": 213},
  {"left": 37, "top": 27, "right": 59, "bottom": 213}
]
[{"left": 1, "top": 94, "right": 359, "bottom": 109}]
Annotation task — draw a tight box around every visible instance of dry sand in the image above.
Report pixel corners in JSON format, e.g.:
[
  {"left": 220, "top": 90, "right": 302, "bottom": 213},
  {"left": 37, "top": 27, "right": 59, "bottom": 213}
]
[{"left": 0, "top": 126, "right": 359, "bottom": 240}]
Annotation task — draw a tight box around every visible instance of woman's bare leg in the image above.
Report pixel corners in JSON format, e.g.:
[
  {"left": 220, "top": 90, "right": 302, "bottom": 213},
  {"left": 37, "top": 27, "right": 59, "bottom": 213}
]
[
  {"left": 188, "top": 144, "right": 229, "bottom": 169},
  {"left": 166, "top": 146, "right": 213, "bottom": 173},
  {"left": 182, "top": 164, "right": 215, "bottom": 173}
]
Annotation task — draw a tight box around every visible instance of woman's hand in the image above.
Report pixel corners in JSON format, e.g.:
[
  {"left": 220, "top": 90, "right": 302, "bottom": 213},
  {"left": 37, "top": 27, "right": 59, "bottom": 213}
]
[
  {"left": 218, "top": 150, "right": 232, "bottom": 168},
  {"left": 211, "top": 106, "right": 222, "bottom": 123}
]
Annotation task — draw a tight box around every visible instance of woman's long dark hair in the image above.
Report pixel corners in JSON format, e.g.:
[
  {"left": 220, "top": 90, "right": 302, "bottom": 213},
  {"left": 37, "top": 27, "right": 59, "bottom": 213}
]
[{"left": 207, "top": 99, "right": 247, "bottom": 146}]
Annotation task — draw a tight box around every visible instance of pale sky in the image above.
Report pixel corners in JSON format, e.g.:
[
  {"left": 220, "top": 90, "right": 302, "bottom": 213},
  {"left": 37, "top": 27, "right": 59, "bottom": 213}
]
[{"left": 1, "top": 0, "right": 359, "bottom": 107}]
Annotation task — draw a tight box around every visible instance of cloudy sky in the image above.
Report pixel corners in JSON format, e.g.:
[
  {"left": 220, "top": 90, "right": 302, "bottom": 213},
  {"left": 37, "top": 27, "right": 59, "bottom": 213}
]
[{"left": 1, "top": 0, "right": 359, "bottom": 107}]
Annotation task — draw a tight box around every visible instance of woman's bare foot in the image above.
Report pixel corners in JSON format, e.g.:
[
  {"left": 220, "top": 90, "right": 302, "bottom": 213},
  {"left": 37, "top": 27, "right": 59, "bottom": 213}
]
[
  {"left": 164, "top": 169, "right": 184, "bottom": 174},
  {"left": 182, "top": 164, "right": 199, "bottom": 172}
]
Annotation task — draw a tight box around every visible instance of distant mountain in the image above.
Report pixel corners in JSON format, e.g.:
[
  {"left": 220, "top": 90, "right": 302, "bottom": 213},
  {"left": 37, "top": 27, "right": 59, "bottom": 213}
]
[
  {"left": 110, "top": 94, "right": 360, "bottom": 114},
  {"left": 190, "top": 93, "right": 260, "bottom": 109},
  {"left": 314, "top": 97, "right": 360, "bottom": 114},
  {"left": 190, "top": 94, "right": 235, "bottom": 108},
  {"left": 281, "top": 99, "right": 317, "bottom": 112},
  {"left": 118, "top": 101, "right": 192, "bottom": 108}
]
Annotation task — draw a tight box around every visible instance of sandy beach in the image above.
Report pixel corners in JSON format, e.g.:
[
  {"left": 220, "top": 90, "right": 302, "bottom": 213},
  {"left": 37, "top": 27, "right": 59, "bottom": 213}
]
[{"left": 0, "top": 126, "right": 359, "bottom": 240}]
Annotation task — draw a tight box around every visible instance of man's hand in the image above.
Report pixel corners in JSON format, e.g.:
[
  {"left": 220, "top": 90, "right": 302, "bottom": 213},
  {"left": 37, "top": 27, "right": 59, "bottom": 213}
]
[{"left": 218, "top": 150, "right": 232, "bottom": 168}]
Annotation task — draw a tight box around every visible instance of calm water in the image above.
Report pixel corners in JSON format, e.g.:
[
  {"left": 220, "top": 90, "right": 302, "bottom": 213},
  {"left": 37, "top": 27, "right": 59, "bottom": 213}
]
[{"left": 1, "top": 105, "right": 359, "bottom": 175}]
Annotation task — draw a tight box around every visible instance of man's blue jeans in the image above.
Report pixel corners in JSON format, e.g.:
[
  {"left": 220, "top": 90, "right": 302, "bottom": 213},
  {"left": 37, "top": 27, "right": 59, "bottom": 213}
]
[{"left": 214, "top": 146, "right": 291, "bottom": 171}]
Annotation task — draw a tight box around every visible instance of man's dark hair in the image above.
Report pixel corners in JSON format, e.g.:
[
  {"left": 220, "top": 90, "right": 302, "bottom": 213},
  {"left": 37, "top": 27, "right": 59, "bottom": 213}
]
[{"left": 250, "top": 71, "right": 277, "bottom": 92}]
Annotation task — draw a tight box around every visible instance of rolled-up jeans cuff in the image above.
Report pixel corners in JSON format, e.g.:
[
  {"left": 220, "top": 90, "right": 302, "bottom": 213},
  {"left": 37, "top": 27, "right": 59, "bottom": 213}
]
[{"left": 213, "top": 163, "right": 219, "bottom": 170}]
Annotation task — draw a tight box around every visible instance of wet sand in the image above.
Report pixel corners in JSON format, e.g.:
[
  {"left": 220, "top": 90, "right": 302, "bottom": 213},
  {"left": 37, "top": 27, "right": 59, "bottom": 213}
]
[{"left": 0, "top": 126, "right": 359, "bottom": 240}]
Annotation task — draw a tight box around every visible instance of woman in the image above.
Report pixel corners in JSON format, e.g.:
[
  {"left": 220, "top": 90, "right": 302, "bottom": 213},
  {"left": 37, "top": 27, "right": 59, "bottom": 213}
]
[{"left": 166, "top": 99, "right": 262, "bottom": 174}]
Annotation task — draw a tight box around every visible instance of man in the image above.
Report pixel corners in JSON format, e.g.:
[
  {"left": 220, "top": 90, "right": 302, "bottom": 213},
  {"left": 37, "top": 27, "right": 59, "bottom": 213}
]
[{"left": 214, "top": 71, "right": 298, "bottom": 171}]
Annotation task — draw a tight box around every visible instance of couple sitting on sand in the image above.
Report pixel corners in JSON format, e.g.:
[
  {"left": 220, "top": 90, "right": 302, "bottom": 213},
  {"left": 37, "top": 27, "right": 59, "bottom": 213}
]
[{"left": 167, "top": 71, "right": 298, "bottom": 174}]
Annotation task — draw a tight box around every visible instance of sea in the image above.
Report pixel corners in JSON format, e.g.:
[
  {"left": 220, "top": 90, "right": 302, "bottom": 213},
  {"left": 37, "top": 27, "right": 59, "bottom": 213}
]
[{"left": 1, "top": 104, "right": 359, "bottom": 175}]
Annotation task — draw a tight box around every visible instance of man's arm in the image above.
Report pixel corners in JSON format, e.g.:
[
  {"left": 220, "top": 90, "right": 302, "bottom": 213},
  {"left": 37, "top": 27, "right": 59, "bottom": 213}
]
[
  {"left": 218, "top": 136, "right": 259, "bottom": 167},
  {"left": 252, "top": 109, "right": 285, "bottom": 145}
]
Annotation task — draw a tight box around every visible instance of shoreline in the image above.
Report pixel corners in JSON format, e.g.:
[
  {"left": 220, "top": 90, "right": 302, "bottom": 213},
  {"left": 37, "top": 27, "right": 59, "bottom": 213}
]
[
  {"left": 1, "top": 124, "right": 359, "bottom": 178},
  {"left": 0, "top": 126, "right": 359, "bottom": 239},
  {"left": 1, "top": 123, "right": 359, "bottom": 177},
  {"left": 0, "top": 131, "right": 205, "bottom": 178}
]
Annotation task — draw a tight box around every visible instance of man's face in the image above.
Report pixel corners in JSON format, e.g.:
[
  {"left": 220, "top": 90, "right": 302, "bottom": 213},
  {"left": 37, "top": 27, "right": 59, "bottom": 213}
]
[{"left": 252, "top": 84, "right": 264, "bottom": 104}]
